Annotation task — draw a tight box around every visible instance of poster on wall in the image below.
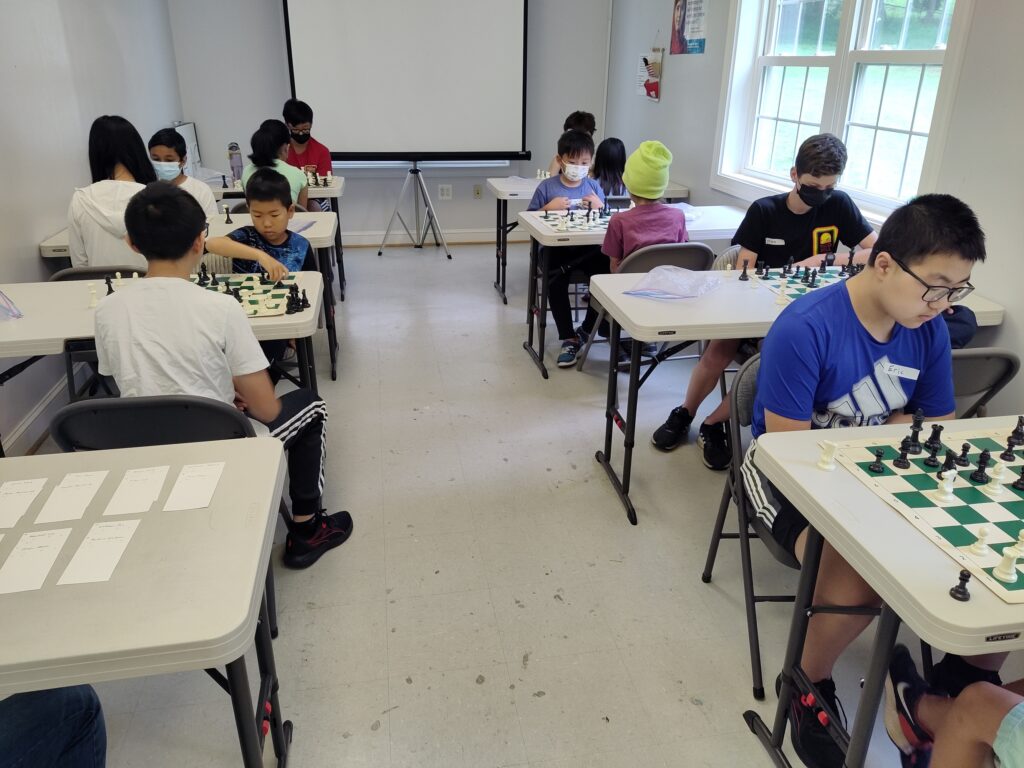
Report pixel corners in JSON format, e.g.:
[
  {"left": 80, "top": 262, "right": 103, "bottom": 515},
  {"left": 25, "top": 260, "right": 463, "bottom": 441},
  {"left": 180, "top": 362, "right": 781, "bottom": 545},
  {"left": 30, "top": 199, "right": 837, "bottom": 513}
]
[
  {"left": 635, "top": 49, "right": 663, "bottom": 102},
  {"left": 670, "top": 0, "right": 707, "bottom": 55}
]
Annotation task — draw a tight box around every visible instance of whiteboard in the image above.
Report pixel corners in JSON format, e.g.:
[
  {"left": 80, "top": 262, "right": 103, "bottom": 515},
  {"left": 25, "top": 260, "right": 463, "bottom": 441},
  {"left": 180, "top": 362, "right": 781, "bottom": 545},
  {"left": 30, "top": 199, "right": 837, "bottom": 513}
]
[{"left": 284, "top": 0, "right": 529, "bottom": 160}]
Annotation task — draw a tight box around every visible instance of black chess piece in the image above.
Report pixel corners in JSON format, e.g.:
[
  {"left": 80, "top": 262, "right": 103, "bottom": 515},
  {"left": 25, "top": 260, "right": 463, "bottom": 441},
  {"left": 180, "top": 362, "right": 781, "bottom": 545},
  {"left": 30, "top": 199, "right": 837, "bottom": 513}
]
[
  {"left": 809, "top": 269, "right": 818, "bottom": 288},
  {"left": 224, "top": 206, "right": 233, "bottom": 224},
  {"left": 273, "top": 280, "right": 285, "bottom": 290},
  {"left": 285, "top": 292, "right": 297, "bottom": 315},
  {"left": 221, "top": 174, "right": 228, "bottom": 189},
  {"left": 300, "top": 289, "right": 310, "bottom": 309},
  {"left": 259, "top": 272, "right": 272, "bottom": 286},
  {"left": 800, "top": 267, "right": 810, "bottom": 284},
  {"left": 924, "top": 424, "right": 945, "bottom": 453},
  {"left": 197, "top": 267, "right": 209, "bottom": 288},
  {"left": 941, "top": 449, "right": 958, "bottom": 475},
  {"left": 924, "top": 443, "right": 941, "bottom": 468},
  {"left": 231, "top": 287, "right": 242, "bottom": 303},
  {"left": 755, "top": 261, "right": 764, "bottom": 276},
  {"left": 210, "top": 272, "right": 219, "bottom": 287},
  {"left": 970, "top": 449, "right": 992, "bottom": 483},
  {"left": 542, "top": 210, "right": 550, "bottom": 220},
  {"left": 763, "top": 268, "right": 771, "bottom": 280},
  {"left": 868, "top": 448, "right": 886, "bottom": 474},
  {"left": 840, "top": 262, "right": 849, "bottom": 276},
  {"left": 1014, "top": 466, "right": 1024, "bottom": 492},
  {"left": 738, "top": 263, "right": 749, "bottom": 281},
  {"left": 568, "top": 211, "right": 575, "bottom": 222},
  {"left": 105, "top": 276, "right": 114, "bottom": 295},
  {"left": 893, "top": 437, "right": 912, "bottom": 469},
  {"left": 1010, "top": 416, "right": 1024, "bottom": 447},
  {"left": 949, "top": 569, "right": 971, "bottom": 602},
  {"left": 908, "top": 409, "right": 925, "bottom": 454},
  {"left": 1001, "top": 439, "right": 1017, "bottom": 463},
  {"left": 956, "top": 442, "right": 971, "bottom": 466}
]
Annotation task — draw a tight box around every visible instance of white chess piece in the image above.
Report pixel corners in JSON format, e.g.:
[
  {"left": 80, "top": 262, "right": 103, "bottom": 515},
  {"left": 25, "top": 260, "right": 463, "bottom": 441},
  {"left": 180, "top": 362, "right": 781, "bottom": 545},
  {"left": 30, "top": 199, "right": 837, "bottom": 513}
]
[
  {"left": 817, "top": 441, "right": 837, "bottom": 471},
  {"left": 132, "top": 272, "right": 139, "bottom": 280},
  {"left": 326, "top": 171, "right": 333, "bottom": 184},
  {"left": 994, "top": 546, "right": 1020, "bottom": 583},
  {"left": 775, "top": 291, "right": 788, "bottom": 306},
  {"left": 969, "top": 525, "right": 990, "bottom": 556},
  {"left": 984, "top": 463, "right": 1007, "bottom": 498},
  {"left": 87, "top": 283, "right": 97, "bottom": 309},
  {"left": 115, "top": 271, "right": 122, "bottom": 287},
  {"left": 930, "top": 470, "right": 957, "bottom": 504}
]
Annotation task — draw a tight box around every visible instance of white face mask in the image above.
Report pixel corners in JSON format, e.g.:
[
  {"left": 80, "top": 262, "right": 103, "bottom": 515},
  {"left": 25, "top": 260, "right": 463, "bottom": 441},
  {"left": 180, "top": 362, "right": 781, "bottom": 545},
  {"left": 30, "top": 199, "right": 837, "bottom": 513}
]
[
  {"left": 563, "top": 163, "right": 589, "bottom": 182},
  {"left": 152, "top": 160, "right": 181, "bottom": 181}
]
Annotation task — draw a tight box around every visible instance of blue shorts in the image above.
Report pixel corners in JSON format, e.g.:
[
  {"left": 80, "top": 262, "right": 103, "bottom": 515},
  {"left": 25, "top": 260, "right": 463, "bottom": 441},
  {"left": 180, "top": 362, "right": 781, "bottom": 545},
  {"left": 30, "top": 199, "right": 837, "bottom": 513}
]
[{"left": 995, "top": 700, "right": 1024, "bottom": 768}]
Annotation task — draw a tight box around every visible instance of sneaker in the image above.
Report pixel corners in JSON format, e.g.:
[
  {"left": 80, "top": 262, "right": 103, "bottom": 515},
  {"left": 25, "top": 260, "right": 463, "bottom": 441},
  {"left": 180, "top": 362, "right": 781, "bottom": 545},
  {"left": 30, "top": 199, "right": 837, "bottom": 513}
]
[
  {"left": 931, "top": 652, "right": 1003, "bottom": 697},
  {"left": 697, "top": 421, "right": 731, "bottom": 470},
  {"left": 651, "top": 407, "right": 692, "bottom": 451},
  {"left": 575, "top": 326, "right": 591, "bottom": 345},
  {"left": 885, "top": 645, "right": 935, "bottom": 765},
  {"left": 778, "top": 675, "right": 846, "bottom": 768},
  {"left": 283, "top": 510, "right": 354, "bottom": 569},
  {"left": 557, "top": 339, "right": 580, "bottom": 368}
]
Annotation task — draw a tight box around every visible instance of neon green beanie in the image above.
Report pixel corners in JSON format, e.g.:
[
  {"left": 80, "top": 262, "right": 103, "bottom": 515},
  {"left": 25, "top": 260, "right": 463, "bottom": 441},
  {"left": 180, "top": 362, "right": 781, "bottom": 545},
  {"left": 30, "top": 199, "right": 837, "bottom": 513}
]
[{"left": 622, "top": 140, "right": 673, "bottom": 199}]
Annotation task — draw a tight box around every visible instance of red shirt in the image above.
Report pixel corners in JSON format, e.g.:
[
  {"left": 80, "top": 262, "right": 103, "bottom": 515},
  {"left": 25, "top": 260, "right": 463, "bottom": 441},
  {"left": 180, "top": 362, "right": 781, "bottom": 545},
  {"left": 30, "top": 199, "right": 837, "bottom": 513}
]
[{"left": 286, "top": 137, "right": 332, "bottom": 175}]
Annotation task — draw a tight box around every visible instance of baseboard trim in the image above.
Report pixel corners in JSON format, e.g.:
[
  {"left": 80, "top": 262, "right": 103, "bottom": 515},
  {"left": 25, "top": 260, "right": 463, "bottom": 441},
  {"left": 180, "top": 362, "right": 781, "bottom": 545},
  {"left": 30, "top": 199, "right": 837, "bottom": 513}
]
[
  {"left": 340, "top": 227, "right": 529, "bottom": 248},
  {"left": 2, "top": 373, "right": 72, "bottom": 455}
]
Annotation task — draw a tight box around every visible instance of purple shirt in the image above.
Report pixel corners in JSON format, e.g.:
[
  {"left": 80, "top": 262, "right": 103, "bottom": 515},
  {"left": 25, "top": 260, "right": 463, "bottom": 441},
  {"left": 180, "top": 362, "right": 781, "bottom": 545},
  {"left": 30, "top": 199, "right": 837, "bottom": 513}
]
[{"left": 602, "top": 204, "right": 688, "bottom": 271}]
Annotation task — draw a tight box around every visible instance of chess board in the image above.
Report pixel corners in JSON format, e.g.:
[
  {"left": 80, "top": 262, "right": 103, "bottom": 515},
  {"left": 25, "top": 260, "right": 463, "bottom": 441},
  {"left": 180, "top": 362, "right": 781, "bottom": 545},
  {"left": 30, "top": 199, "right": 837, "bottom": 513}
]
[
  {"left": 754, "top": 266, "right": 848, "bottom": 303},
  {"left": 833, "top": 425, "right": 1024, "bottom": 603},
  {"left": 189, "top": 273, "right": 299, "bottom": 317},
  {"left": 536, "top": 210, "right": 613, "bottom": 234}
]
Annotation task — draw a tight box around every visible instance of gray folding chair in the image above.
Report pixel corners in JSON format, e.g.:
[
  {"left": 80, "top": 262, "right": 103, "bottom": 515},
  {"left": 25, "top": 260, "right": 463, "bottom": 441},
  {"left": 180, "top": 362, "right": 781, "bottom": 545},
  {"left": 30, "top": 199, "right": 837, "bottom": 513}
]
[
  {"left": 50, "top": 395, "right": 282, "bottom": 638},
  {"left": 50, "top": 266, "right": 146, "bottom": 403},
  {"left": 952, "top": 347, "right": 1020, "bottom": 418},
  {"left": 576, "top": 241, "right": 715, "bottom": 370},
  {"left": 701, "top": 354, "right": 799, "bottom": 700}
]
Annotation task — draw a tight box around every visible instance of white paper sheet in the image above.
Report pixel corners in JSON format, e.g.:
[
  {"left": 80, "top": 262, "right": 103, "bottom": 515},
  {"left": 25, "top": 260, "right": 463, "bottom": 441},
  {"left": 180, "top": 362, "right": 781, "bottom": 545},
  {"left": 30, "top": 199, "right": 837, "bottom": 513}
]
[
  {"left": 35, "top": 471, "right": 109, "bottom": 524},
  {"left": 163, "top": 462, "right": 225, "bottom": 511},
  {"left": 104, "top": 466, "right": 169, "bottom": 516},
  {"left": 0, "top": 478, "right": 47, "bottom": 528},
  {"left": 58, "top": 519, "right": 140, "bottom": 585},
  {"left": 0, "top": 528, "right": 72, "bottom": 594}
]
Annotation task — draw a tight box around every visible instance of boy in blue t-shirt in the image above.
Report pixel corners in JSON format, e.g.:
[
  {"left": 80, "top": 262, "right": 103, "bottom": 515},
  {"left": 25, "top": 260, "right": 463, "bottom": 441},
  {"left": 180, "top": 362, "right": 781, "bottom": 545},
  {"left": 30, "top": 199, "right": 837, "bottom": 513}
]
[
  {"left": 528, "top": 130, "right": 607, "bottom": 367},
  {"left": 743, "top": 194, "right": 988, "bottom": 768}
]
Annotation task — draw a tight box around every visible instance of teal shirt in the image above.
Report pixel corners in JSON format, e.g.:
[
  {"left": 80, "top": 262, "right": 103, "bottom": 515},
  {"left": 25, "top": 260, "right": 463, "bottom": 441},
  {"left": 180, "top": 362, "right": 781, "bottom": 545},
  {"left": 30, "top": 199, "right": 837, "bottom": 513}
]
[{"left": 241, "top": 159, "right": 308, "bottom": 206}]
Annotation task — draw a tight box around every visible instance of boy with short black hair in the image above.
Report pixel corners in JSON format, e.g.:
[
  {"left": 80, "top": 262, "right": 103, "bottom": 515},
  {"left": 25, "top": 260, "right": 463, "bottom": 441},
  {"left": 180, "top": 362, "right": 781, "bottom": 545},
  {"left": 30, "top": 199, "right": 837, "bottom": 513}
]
[
  {"left": 652, "top": 133, "right": 877, "bottom": 468},
  {"left": 282, "top": 98, "right": 332, "bottom": 177},
  {"left": 96, "top": 182, "right": 352, "bottom": 569},
  {"left": 528, "top": 130, "right": 607, "bottom": 367},
  {"left": 547, "top": 110, "right": 597, "bottom": 176},
  {"left": 147, "top": 128, "right": 218, "bottom": 217},
  {"left": 743, "top": 193, "right": 987, "bottom": 767}
]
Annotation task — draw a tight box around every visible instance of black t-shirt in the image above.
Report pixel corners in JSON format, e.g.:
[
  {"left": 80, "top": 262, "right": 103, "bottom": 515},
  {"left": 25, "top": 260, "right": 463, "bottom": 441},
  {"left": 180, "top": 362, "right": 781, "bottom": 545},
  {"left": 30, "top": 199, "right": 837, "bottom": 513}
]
[{"left": 731, "top": 191, "right": 873, "bottom": 268}]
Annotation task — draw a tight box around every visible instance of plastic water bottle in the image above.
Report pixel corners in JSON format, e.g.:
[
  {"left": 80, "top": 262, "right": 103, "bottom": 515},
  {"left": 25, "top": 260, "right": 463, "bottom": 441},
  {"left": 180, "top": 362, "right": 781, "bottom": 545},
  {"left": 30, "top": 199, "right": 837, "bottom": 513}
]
[{"left": 228, "top": 142, "right": 243, "bottom": 182}]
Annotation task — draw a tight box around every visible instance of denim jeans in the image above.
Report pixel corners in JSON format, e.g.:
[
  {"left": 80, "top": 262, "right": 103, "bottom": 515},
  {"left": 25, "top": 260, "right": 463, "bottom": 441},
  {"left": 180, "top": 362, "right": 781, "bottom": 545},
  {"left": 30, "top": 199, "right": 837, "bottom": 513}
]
[{"left": 0, "top": 686, "right": 106, "bottom": 767}]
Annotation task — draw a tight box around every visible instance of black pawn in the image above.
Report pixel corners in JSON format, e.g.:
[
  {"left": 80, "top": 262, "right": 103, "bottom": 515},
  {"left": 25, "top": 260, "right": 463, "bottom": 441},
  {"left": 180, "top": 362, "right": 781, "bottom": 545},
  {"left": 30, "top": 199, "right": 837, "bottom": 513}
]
[
  {"left": 893, "top": 437, "right": 912, "bottom": 469},
  {"left": 1001, "top": 439, "right": 1017, "bottom": 463},
  {"left": 949, "top": 569, "right": 971, "bottom": 602},
  {"left": 868, "top": 449, "right": 886, "bottom": 474},
  {"left": 763, "top": 268, "right": 771, "bottom": 280},
  {"left": 924, "top": 443, "right": 941, "bottom": 468},
  {"left": 300, "top": 289, "right": 310, "bottom": 309},
  {"left": 105, "top": 276, "right": 114, "bottom": 295},
  {"left": 924, "top": 424, "right": 945, "bottom": 453},
  {"left": 542, "top": 210, "right": 550, "bottom": 220},
  {"left": 1014, "top": 466, "right": 1024, "bottom": 492},
  {"left": 1011, "top": 416, "right": 1024, "bottom": 447},
  {"left": 970, "top": 449, "right": 992, "bottom": 483},
  {"left": 956, "top": 442, "right": 971, "bottom": 467},
  {"left": 738, "top": 262, "right": 749, "bottom": 281}
]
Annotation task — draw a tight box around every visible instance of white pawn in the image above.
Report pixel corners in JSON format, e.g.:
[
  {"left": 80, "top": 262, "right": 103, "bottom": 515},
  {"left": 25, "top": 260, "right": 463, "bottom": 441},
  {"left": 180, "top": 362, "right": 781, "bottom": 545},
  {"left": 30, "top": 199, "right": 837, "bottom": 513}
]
[
  {"left": 87, "top": 283, "right": 97, "bottom": 309},
  {"left": 115, "top": 271, "right": 122, "bottom": 287},
  {"left": 817, "top": 441, "right": 837, "bottom": 471},
  {"left": 536, "top": 169, "right": 542, "bottom": 179},
  {"left": 994, "top": 546, "right": 1019, "bottom": 583},
  {"left": 132, "top": 272, "right": 139, "bottom": 280},
  {"left": 969, "top": 525, "right": 990, "bottom": 557}
]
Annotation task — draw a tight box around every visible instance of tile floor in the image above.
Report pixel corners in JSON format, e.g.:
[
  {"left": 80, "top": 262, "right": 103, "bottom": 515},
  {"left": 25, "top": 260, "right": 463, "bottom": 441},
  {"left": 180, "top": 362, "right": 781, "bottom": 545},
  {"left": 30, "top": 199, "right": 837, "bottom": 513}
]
[{"left": 91, "top": 243, "right": 1015, "bottom": 767}]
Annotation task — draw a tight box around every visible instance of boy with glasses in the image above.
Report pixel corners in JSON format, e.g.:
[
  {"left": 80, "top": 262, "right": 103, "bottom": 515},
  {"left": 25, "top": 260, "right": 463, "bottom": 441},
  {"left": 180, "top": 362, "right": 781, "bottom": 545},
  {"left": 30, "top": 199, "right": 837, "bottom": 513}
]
[{"left": 742, "top": 194, "right": 988, "bottom": 767}]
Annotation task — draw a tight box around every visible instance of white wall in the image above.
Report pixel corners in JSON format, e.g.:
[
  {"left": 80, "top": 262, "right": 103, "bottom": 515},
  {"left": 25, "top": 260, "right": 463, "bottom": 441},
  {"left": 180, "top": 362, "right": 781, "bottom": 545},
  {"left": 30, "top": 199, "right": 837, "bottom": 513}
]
[
  {"left": 932, "top": 3, "right": 1024, "bottom": 414},
  {"left": 167, "top": 0, "right": 611, "bottom": 243},
  {"left": 0, "top": 0, "right": 182, "bottom": 453}
]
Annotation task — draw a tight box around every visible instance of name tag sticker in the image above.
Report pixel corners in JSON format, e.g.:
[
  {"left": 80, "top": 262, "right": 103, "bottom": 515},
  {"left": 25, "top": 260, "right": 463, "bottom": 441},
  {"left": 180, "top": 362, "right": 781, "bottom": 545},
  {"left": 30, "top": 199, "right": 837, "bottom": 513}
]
[
  {"left": 882, "top": 363, "right": 920, "bottom": 381},
  {"left": 765, "top": 238, "right": 785, "bottom": 245}
]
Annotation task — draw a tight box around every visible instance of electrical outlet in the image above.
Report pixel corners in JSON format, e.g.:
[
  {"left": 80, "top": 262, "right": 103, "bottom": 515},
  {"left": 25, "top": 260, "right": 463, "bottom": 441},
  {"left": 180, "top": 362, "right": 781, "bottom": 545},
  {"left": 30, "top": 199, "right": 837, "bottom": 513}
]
[
  {"left": 473, "top": 184, "right": 482, "bottom": 199},
  {"left": 438, "top": 184, "right": 453, "bottom": 200}
]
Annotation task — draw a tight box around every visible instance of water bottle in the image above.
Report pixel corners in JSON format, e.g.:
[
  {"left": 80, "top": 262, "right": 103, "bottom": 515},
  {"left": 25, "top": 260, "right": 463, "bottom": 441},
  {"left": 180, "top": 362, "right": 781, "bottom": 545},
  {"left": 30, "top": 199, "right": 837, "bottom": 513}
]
[{"left": 228, "top": 142, "right": 243, "bottom": 182}]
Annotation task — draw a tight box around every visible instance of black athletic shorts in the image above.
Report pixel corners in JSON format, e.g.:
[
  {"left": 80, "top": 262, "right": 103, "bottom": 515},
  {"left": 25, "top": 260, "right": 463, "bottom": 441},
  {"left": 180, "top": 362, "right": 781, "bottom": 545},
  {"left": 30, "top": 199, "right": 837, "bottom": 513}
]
[{"left": 740, "top": 440, "right": 808, "bottom": 560}]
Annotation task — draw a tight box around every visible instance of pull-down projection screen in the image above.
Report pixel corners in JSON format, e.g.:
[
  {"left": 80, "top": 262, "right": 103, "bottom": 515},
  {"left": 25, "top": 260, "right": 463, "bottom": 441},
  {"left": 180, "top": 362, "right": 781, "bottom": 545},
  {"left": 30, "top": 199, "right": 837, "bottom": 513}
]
[{"left": 283, "top": 0, "right": 529, "bottom": 161}]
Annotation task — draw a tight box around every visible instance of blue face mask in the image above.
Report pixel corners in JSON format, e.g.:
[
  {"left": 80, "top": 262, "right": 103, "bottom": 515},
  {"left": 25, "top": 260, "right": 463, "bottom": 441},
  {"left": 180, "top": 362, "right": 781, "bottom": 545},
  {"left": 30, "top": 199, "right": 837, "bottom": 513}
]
[{"left": 152, "top": 160, "right": 181, "bottom": 181}]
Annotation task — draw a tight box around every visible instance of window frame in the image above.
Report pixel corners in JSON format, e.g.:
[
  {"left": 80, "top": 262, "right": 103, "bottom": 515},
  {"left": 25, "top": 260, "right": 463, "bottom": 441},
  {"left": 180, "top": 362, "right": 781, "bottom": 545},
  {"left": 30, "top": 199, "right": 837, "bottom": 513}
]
[{"left": 712, "top": 0, "right": 975, "bottom": 225}]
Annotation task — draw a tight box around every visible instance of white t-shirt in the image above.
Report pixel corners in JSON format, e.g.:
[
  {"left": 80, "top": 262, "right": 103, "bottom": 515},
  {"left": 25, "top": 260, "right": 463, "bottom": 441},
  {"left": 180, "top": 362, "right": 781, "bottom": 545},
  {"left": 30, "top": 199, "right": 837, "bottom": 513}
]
[
  {"left": 179, "top": 175, "right": 219, "bottom": 218},
  {"left": 95, "top": 277, "right": 268, "bottom": 405}
]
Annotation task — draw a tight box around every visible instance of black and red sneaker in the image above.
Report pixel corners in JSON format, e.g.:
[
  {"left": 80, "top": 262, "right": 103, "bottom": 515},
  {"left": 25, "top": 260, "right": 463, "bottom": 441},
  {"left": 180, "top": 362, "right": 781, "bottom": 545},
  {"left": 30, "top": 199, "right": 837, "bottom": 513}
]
[
  {"left": 885, "top": 645, "right": 936, "bottom": 766},
  {"left": 777, "top": 674, "right": 846, "bottom": 768},
  {"left": 283, "top": 510, "right": 353, "bottom": 569}
]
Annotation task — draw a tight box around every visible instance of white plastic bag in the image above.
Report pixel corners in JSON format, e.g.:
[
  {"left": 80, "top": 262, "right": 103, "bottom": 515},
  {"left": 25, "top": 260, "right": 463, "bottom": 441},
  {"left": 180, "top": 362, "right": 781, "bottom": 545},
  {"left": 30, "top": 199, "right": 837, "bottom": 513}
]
[{"left": 623, "top": 266, "right": 721, "bottom": 300}]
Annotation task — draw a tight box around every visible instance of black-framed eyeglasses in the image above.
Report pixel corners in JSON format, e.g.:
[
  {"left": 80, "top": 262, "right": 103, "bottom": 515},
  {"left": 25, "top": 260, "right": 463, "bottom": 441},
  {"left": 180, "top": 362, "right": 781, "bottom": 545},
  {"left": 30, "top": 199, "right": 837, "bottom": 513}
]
[
  {"left": 892, "top": 257, "right": 974, "bottom": 303},
  {"left": 204, "top": 221, "right": 210, "bottom": 237}
]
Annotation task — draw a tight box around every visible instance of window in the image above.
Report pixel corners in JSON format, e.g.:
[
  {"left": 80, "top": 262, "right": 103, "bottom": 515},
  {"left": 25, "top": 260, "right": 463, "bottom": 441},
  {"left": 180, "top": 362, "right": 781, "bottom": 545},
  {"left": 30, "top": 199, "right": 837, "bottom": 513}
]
[{"left": 715, "top": 0, "right": 968, "bottom": 215}]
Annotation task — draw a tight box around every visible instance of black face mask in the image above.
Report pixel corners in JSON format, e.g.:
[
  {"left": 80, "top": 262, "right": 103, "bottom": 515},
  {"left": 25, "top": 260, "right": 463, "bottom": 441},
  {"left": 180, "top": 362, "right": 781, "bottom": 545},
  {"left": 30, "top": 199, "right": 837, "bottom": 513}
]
[
  {"left": 290, "top": 131, "right": 311, "bottom": 144},
  {"left": 797, "top": 184, "right": 834, "bottom": 208}
]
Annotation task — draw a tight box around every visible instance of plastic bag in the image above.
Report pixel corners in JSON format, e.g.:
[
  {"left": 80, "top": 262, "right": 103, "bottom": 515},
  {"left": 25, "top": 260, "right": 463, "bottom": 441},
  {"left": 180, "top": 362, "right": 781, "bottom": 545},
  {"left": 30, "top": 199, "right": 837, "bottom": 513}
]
[{"left": 623, "top": 266, "right": 721, "bottom": 300}]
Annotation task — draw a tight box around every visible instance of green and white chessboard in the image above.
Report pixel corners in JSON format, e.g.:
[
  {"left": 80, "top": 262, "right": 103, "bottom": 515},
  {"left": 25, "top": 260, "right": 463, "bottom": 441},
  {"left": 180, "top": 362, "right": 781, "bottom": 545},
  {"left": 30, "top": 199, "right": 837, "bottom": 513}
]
[
  {"left": 537, "top": 210, "right": 613, "bottom": 233},
  {"left": 754, "top": 266, "right": 848, "bottom": 303},
  {"left": 189, "top": 272, "right": 299, "bottom": 317},
  {"left": 835, "top": 426, "right": 1024, "bottom": 603}
]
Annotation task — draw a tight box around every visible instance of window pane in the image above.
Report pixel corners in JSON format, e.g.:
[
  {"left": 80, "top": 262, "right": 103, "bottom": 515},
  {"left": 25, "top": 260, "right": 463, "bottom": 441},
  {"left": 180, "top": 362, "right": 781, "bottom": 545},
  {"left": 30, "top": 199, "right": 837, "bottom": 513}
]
[
  {"left": 801, "top": 67, "right": 828, "bottom": 122},
  {"left": 796, "top": 122, "right": 819, "bottom": 149},
  {"left": 913, "top": 65, "right": 941, "bottom": 133},
  {"left": 753, "top": 119, "right": 777, "bottom": 169},
  {"left": 867, "top": 0, "right": 956, "bottom": 51},
  {"left": 850, "top": 65, "right": 885, "bottom": 125},
  {"left": 843, "top": 126, "right": 874, "bottom": 189},
  {"left": 867, "top": 130, "right": 909, "bottom": 196},
  {"left": 771, "top": 121, "right": 799, "bottom": 175},
  {"left": 779, "top": 67, "right": 808, "bottom": 121},
  {"left": 759, "top": 67, "right": 784, "bottom": 118},
  {"left": 900, "top": 135, "right": 927, "bottom": 199},
  {"left": 878, "top": 66, "right": 922, "bottom": 131},
  {"left": 769, "top": 0, "right": 843, "bottom": 55}
]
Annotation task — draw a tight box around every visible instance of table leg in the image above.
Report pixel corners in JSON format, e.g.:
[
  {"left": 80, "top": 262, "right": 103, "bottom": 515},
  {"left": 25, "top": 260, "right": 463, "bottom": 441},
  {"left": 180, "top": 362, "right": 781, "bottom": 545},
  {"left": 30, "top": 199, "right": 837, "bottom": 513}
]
[
  {"left": 845, "top": 605, "right": 901, "bottom": 767},
  {"left": 226, "top": 655, "right": 263, "bottom": 767},
  {"left": 255, "top": 596, "right": 293, "bottom": 765},
  {"left": 493, "top": 198, "right": 504, "bottom": 301},
  {"left": 265, "top": 562, "right": 279, "bottom": 639},
  {"left": 522, "top": 239, "right": 549, "bottom": 378},
  {"left": 314, "top": 248, "right": 339, "bottom": 381},
  {"left": 330, "top": 197, "right": 345, "bottom": 300},
  {"left": 595, "top": 321, "right": 640, "bottom": 525},
  {"left": 296, "top": 336, "right": 319, "bottom": 397}
]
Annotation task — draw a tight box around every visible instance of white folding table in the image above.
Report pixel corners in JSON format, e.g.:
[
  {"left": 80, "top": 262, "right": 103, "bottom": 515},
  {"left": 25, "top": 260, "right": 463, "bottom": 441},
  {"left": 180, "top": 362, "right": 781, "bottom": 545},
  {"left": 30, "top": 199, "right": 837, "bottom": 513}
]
[{"left": 0, "top": 437, "right": 291, "bottom": 766}]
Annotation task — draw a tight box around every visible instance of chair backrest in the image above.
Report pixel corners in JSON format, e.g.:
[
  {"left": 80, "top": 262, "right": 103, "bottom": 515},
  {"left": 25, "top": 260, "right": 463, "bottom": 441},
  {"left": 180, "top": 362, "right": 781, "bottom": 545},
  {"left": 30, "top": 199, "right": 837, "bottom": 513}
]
[
  {"left": 952, "top": 347, "right": 1020, "bottom": 418},
  {"left": 50, "top": 265, "right": 146, "bottom": 282},
  {"left": 51, "top": 395, "right": 255, "bottom": 452},
  {"left": 730, "top": 354, "right": 761, "bottom": 434},
  {"left": 712, "top": 244, "right": 742, "bottom": 271},
  {"left": 618, "top": 242, "right": 715, "bottom": 274}
]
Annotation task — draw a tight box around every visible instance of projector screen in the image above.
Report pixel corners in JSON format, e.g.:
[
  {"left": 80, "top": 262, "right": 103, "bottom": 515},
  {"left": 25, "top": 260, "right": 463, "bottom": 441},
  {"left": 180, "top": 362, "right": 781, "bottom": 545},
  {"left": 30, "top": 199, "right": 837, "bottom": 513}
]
[{"left": 283, "top": 0, "right": 530, "bottom": 161}]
